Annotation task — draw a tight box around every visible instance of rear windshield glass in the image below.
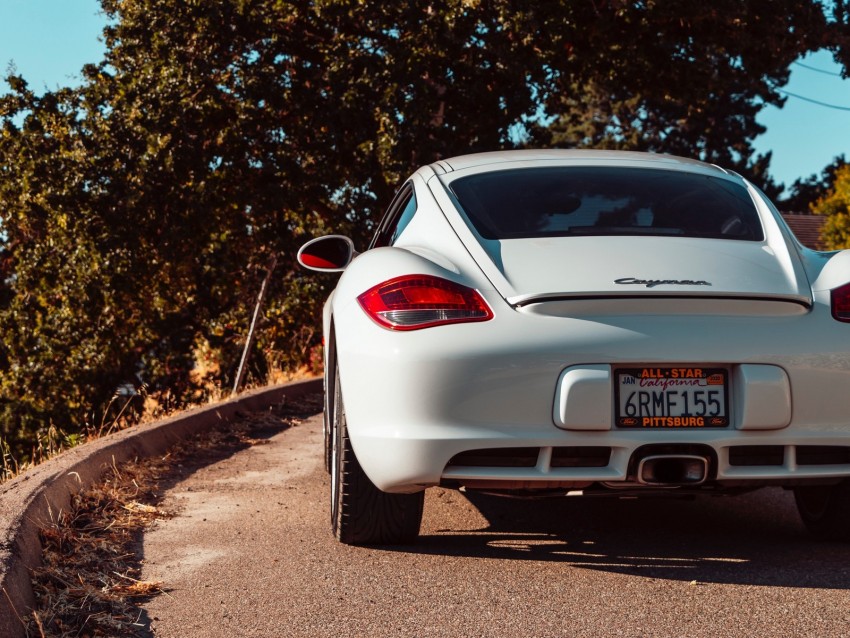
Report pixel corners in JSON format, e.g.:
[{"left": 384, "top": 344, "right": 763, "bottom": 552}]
[{"left": 449, "top": 167, "right": 763, "bottom": 241}]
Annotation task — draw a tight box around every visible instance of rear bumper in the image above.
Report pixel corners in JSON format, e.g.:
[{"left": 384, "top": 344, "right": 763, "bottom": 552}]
[
  {"left": 351, "top": 426, "right": 850, "bottom": 493},
  {"left": 335, "top": 295, "right": 850, "bottom": 493}
]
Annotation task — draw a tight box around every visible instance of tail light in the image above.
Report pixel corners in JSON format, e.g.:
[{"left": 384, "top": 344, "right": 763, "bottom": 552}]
[
  {"left": 357, "top": 275, "right": 493, "bottom": 330},
  {"left": 833, "top": 283, "right": 850, "bottom": 322}
]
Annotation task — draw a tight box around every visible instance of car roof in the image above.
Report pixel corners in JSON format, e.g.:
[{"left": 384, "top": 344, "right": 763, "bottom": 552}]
[{"left": 431, "top": 149, "right": 736, "bottom": 179}]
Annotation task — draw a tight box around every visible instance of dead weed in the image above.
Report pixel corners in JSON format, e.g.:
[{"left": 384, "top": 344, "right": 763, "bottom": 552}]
[{"left": 24, "top": 393, "right": 322, "bottom": 637}]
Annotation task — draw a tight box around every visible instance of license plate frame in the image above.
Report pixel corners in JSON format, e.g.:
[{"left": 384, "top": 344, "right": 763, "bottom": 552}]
[{"left": 615, "top": 366, "right": 729, "bottom": 428}]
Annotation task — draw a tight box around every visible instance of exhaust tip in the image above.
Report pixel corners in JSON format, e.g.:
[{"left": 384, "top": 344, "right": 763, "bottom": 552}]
[{"left": 637, "top": 455, "right": 709, "bottom": 486}]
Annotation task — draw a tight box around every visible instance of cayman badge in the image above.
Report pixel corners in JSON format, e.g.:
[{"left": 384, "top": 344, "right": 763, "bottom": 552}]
[{"left": 615, "top": 277, "right": 712, "bottom": 288}]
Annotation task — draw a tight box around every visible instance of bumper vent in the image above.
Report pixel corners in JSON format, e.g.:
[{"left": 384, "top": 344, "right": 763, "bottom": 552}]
[
  {"left": 551, "top": 447, "right": 611, "bottom": 468},
  {"left": 728, "top": 445, "right": 850, "bottom": 467},
  {"left": 729, "top": 446, "right": 784, "bottom": 467},
  {"left": 447, "top": 448, "right": 538, "bottom": 468},
  {"left": 446, "top": 447, "right": 612, "bottom": 469},
  {"left": 797, "top": 446, "right": 850, "bottom": 466}
]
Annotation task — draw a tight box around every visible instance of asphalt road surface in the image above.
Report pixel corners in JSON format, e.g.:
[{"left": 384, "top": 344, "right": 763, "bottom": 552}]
[{"left": 139, "top": 398, "right": 850, "bottom": 637}]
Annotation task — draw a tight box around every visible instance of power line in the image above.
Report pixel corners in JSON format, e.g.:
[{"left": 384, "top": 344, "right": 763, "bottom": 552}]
[
  {"left": 793, "top": 61, "right": 845, "bottom": 77},
  {"left": 778, "top": 88, "right": 850, "bottom": 112}
]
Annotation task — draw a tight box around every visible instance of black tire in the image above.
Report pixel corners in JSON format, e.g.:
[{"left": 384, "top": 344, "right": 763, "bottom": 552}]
[
  {"left": 794, "top": 481, "right": 850, "bottom": 541},
  {"left": 322, "top": 379, "right": 332, "bottom": 474},
  {"left": 330, "top": 365, "right": 424, "bottom": 545},
  {"left": 322, "top": 336, "right": 336, "bottom": 475}
]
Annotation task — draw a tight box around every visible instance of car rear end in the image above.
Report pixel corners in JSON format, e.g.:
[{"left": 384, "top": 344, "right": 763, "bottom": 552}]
[{"left": 339, "top": 152, "right": 850, "bottom": 500}]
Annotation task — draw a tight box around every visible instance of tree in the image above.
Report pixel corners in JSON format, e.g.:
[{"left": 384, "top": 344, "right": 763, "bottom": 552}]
[
  {"left": 813, "top": 164, "right": 850, "bottom": 249},
  {"left": 781, "top": 155, "right": 848, "bottom": 213},
  {"left": 0, "top": 0, "right": 848, "bottom": 457},
  {"left": 0, "top": 79, "right": 131, "bottom": 450},
  {"left": 526, "top": 0, "right": 849, "bottom": 197}
]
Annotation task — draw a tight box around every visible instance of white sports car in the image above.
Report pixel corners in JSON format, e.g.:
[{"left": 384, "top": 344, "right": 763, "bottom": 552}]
[{"left": 297, "top": 150, "right": 850, "bottom": 545}]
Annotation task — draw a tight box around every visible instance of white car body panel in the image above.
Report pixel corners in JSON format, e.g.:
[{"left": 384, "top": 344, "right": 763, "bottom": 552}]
[
  {"left": 336, "top": 295, "right": 850, "bottom": 492},
  {"left": 430, "top": 156, "right": 812, "bottom": 306},
  {"left": 313, "top": 150, "right": 850, "bottom": 497},
  {"left": 461, "top": 234, "right": 810, "bottom": 305}
]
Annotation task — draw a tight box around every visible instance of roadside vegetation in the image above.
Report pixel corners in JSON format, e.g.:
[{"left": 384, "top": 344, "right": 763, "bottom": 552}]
[
  {"left": 0, "top": 363, "right": 316, "bottom": 484},
  {"left": 0, "top": 1, "right": 848, "bottom": 462},
  {"left": 812, "top": 163, "right": 850, "bottom": 249},
  {"left": 25, "top": 454, "right": 170, "bottom": 637},
  {"left": 22, "top": 396, "right": 319, "bottom": 637}
]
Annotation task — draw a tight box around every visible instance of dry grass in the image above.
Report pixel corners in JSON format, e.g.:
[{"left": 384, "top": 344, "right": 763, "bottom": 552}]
[
  {"left": 0, "top": 363, "right": 321, "bottom": 487},
  {"left": 24, "top": 394, "right": 322, "bottom": 637},
  {"left": 267, "top": 363, "right": 321, "bottom": 386},
  {"left": 25, "top": 455, "right": 172, "bottom": 637}
]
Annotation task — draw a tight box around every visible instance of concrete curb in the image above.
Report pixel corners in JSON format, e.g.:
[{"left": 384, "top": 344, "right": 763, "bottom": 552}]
[{"left": 0, "top": 378, "right": 322, "bottom": 637}]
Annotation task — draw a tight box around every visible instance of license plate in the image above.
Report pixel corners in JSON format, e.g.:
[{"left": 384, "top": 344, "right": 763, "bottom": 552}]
[{"left": 615, "top": 367, "right": 729, "bottom": 428}]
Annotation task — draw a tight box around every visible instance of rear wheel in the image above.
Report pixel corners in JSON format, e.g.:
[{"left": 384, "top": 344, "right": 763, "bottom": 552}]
[
  {"left": 794, "top": 481, "right": 850, "bottom": 541},
  {"left": 330, "top": 365, "right": 424, "bottom": 545},
  {"left": 322, "top": 383, "right": 332, "bottom": 474},
  {"left": 322, "top": 338, "right": 336, "bottom": 475}
]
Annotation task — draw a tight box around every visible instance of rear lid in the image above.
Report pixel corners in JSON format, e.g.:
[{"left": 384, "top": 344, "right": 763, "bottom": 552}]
[
  {"left": 480, "top": 235, "right": 810, "bottom": 306},
  {"left": 430, "top": 159, "right": 811, "bottom": 308}
]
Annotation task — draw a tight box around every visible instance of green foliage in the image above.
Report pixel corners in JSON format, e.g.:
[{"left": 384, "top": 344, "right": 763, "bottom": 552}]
[
  {"left": 525, "top": 1, "right": 849, "bottom": 193},
  {"left": 781, "top": 155, "right": 848, "bottom": 213},
  {"left": 813, "top": 164, "right": 850, "bottom": 250},
  {"left": 0, "top": 0, "right": 848, "bottom": 458}
]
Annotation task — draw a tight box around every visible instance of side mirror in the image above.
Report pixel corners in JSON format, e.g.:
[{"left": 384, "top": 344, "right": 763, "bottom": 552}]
[{"left": 297, "top": 235, "right": 357, "bottom": 272}]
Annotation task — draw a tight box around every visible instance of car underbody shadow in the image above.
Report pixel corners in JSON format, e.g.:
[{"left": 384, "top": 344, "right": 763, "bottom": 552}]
[{"left": 392, "top": 486, "right": 850, "bottom": 590}]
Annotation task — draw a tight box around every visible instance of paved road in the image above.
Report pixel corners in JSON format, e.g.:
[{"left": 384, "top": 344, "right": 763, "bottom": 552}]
[{"left": 140, "top": 402, "right": 850, "bottom": 637}]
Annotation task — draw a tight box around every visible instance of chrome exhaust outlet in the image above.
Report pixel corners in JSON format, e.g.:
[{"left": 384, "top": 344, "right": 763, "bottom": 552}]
[{"left": 637, "top": 455, "right": 709, "bottom": 486}]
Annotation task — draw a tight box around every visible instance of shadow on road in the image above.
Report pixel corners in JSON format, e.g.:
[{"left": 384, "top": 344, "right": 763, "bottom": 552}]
[
  {"left": 402, "top": 487, "right": 850, "bottom": 590},
  {"left": 131, "top": 393, "right": 324, "bottom": 638}
]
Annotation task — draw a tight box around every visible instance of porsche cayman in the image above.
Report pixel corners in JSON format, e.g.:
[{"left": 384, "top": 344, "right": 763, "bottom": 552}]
[{"left": 297, "top": 150, "right": 850, "bottom": 545}]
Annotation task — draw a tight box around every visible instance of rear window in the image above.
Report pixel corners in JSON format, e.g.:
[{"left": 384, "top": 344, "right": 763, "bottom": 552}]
[{"left": 449, "top": 166, "right": 764, "bottom": 241}]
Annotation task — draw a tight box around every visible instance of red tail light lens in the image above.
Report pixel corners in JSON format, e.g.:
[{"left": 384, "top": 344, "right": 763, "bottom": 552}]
[
  {"left": 833, "top": 283, "right": 850, "bottom": 322},
  {"left": 357, "top": 275, "right": 494, "bottom": 330}
]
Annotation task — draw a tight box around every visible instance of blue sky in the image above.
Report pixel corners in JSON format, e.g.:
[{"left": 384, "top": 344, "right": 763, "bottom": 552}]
[
  {"left": 755, "top": 49, "right": 850, "bottom": 190},
  {"left": 1, "top": 0, "right": 848, "bottom": 194},
  {"left": 0, "top": 0, "right": 105, "bottom": 92}
]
